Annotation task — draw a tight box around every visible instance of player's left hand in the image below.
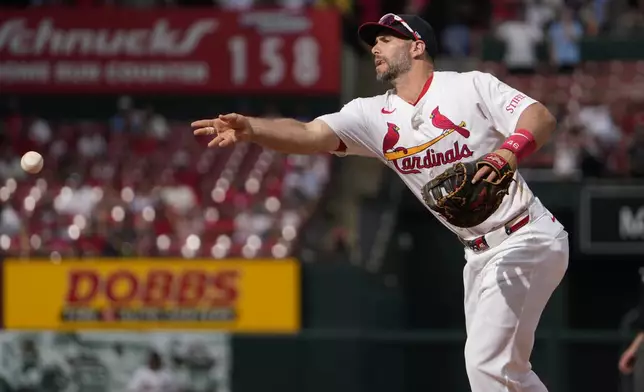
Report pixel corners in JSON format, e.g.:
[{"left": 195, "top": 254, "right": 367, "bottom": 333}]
[{"left": 472, "top": 149, "right": 517, "bottom": 184}]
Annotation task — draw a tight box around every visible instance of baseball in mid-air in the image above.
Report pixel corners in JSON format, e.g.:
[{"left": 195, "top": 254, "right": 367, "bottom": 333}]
[{"left": 21, "top": 151, "right": 44, "bottom": 174}]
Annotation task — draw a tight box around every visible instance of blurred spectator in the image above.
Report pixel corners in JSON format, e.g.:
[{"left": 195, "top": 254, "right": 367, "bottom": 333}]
[
  {"left": 145, "top": 106, "right": 170, "bottom": 141},
  {"left": 130, "top": 179, "right": 159, "bottom": 213},
  {"left": 526, "top": 0, "right": 555, "bottom": 31},
  {"left": 577, "top": 92, "right": 623, "bottom": 148},
  {"left": 15, "top": 338, "right": 41, "bottom": 392},
  {"left": 216, "top": 0, "right": 254, "bottom": 10},
  {"left": 574, "top": 92, "right": 624, "bottom": 176},
  {"left": 612, "top": 1, "right": 644, "bottom": 36},
  {"left": 552, "top": 123, "right": 583, "bottom": 178},
  {"left": 127, "top": 351, "right": 176, "bottom": 392},
  {"left": 0, "top": 146, "right": 24, "bottom": 180},
  {"left": 78, "top": 127, "right": 107, "bottom": 159},
  {"left": 495, "top": 5, "right": 543, "bottom": 74},
  {"left": 278, "top": 0, "right": 317, "bottom": 9},
  {"left": 159, "top": 170, "right": 197, "bottom": 215},
  {"left": 578, "top": 0, "right": 609, "bottom": 35},
  {"left": 593, "top": 0, "right": 611, "bottom": 31},
  {"left": 283, "top": 154, "right": 329, "bottom": 204},
  {"left": 442, "top": 5, "right": 472, "bottom": 58},
  {"left": 442, "top": 25, "right": 470, "bottom": 57},
  {"left": 28, "top": 117, "right": 52, "bottom": 147},
  {"left": 54, "top": 177, "right": 98, "bottom": 216},
  {"left": 628, "top": 125, "right": 644, "bottom": 177},
  {"left": 110, "top": 96, "right": 147, "bottom": 135},
  {"left": 233, "top": 204, "right": 274, "bottom": 244},
  {"left": 100, "top": 344, "right": 134, "bottom": 392},
  {"left": 0, "top": 201, "right": 21, "bottom": 236},
  {"left": 110, "top": 96, "right": 132, "bottom": 134},
  {"left": 129, "top": 107, "right": 147, "bottom": 135},
  {"left": 547, "top": 7, "right": 584, "bottom": 73},
  {"left": 174, "top": 206, "right": 205, "bottom": 242}
]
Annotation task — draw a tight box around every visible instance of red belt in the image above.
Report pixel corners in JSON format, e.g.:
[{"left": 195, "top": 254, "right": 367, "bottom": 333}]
[{"left": 460, "top": 215, "right": 531, "bottom": 252}]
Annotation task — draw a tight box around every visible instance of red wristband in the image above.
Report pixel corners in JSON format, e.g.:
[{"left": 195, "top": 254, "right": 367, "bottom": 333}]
[{"left": 501, "top": 129, "right": 536, "bottom": 162}]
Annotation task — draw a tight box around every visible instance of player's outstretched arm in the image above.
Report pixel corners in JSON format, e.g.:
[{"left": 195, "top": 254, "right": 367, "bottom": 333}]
[
  {"left": 192, "top": 113, "right": 341, "bottom": 155},
  {"left": 249, "top": 117, "right": 342, "bottom": 154}
]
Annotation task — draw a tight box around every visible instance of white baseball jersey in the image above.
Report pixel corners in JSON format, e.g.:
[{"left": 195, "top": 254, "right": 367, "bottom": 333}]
[{"left": 317, "top": 70, "right": 538, "bottom": 240}]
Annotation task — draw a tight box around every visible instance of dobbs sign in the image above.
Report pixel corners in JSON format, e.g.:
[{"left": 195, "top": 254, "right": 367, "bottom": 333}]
[{"left": 2, "top": 259, "right": 300, "bottom": 332}]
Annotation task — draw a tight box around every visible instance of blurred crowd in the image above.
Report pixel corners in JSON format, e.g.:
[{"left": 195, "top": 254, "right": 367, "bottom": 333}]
[
  {"left": 0, "top": 331, "right": 230, "bottom": 392},
  {"left": 489, "top": 0, "right": 644, "bottom": 73},
  {"left": 0, "top": 97, "right": 331, "bottom": 259},
  {"left": 476, "top": 0, "right": 644, "bottom": 179},
  {"left": 476, "top": 61, "right": 644, "bottom": 179}
]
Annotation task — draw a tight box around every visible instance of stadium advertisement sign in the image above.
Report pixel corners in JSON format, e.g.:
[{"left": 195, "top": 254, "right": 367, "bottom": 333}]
[
  {"left": 0, "top": 8, "right": 340, "bottom": 94},
  {"left": 2, "top": 259, "right": 300, "bottom": 332},
  {"left": 579, "top": 185, "right": 644, "bottom": 255}
]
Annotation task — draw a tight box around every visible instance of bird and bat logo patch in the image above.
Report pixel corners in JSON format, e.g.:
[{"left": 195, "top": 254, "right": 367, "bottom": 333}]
[{"left": 382, "top": 106, "right": 474, "bottom": 174}]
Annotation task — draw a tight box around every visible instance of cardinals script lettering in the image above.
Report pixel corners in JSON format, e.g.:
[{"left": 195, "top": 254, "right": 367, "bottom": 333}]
[
  {"left": 394, "top": 141, "right": 473, "bottom": 174},
  {"left": 382, "top": 107, "right": 473, "bottom": 175}
]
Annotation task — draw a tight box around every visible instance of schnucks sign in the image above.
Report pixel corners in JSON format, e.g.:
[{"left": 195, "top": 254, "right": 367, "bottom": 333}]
[{"left": 0, "top": 8, "right": 341, "bottom": 94}]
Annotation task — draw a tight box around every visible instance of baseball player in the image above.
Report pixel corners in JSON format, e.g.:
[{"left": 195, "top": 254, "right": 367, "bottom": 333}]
[{"left": 192, "top": 14, "right": 569, "bottom": 392}]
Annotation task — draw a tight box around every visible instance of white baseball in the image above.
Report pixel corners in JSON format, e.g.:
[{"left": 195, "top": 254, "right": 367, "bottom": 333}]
[{"left": 21, "top": 151, "right": 44, "bottom": 174}]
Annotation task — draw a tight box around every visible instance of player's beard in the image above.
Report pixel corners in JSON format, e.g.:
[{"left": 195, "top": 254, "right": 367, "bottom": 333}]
[{"left": 376, "top": 50, "right": 412, "bottom": 83}]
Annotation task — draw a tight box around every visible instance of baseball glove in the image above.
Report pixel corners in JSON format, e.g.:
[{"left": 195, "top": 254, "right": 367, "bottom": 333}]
[{"left": 421, "top": 153, "right": 515, "bottom": 228}]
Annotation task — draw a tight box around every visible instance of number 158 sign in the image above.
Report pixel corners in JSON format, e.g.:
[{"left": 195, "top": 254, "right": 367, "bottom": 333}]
[
  {"left": 229, "top": 35, "right": 323, "bottom": 89},
  {"left": 0, "top": 9, "right": 341, "bottom": 94}
]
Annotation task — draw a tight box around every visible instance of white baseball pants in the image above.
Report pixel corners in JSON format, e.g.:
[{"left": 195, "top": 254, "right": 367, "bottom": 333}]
[{"left": 462, "top": 199, "right": 569, "bottom": 392}]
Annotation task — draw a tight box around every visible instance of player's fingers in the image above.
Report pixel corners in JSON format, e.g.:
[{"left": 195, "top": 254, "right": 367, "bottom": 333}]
[
  {"left": 191, "top": 119, "right": 214, "bottom": 128},
  {"left": 212, "top": 132, "right": 239, "bottom": 148},
  {"left": 218, "top": 134, "right": 238, "bottom": 148},
  {"left": 193, "top": 127, "right": 215, "bottom": 136},
  {"left": 619, "top": 356, "right": 634, "bottom": 373},
  {"left": 207, "top": 135, "right": 225, "bottom": 148},
  {"left": 219, "top": 113, "right": 240, "bottom": 124},
  {"left": 218, "top": 139, "right": 233, "bottom": 148},
  {"left": 472, "top": 166, "right": 490, "bottom": 184},
  {"left": 619, "top": 354, "right": 634, "bottom": 373},
  {"left": 196, "top": 118, "right": 233, "bottom": 135},
  {"left": 486, "top": 171, "right": 498, "bottom": 182}
]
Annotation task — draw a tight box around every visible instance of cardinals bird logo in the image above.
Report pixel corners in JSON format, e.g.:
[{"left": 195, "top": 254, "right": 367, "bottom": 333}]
[
  {"left": 383, "top": 106, "right": 470, "bottom": 161},
  {"left": 382, "top": 122, "right": 403, "bottom": 156}
]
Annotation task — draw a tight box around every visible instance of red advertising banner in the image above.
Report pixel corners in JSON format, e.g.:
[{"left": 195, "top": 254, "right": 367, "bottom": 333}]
[{"left": 0, "top": 8, "right": 341, "bottom": 94}]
